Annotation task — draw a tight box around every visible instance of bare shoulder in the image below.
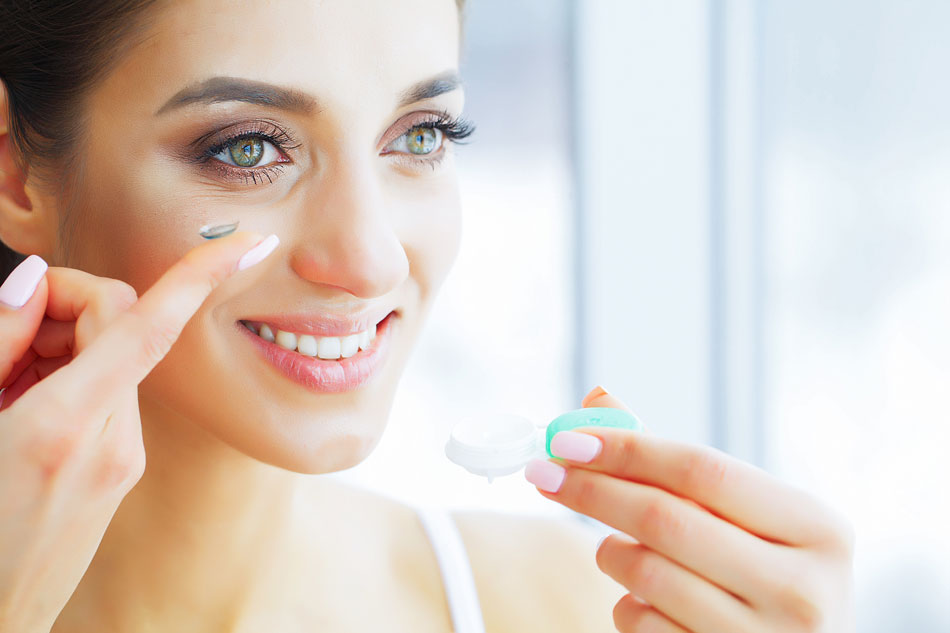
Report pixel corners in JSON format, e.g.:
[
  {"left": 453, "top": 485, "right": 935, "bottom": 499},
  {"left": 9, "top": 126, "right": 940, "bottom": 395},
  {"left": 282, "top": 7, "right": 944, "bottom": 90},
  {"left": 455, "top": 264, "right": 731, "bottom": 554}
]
[{"left": 453, "top": 510, "right": 624, "bottom": 633}]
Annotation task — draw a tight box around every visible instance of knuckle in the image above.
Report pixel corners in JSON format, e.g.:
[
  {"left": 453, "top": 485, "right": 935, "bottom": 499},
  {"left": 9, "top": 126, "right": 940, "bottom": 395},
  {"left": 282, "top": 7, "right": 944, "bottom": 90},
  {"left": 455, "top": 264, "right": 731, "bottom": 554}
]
[
  {"left": 638, "top": 495, "right": 689, "bottom": 545},
  {"left": 572, "top": 472, "right": 603, "bottom": 515},
  {"left": 105, "top": 279, "right": 139, "bottom": 311},
  {"left": 614, "top": 432, "right": 642, "bottom": 469},
  {"left": 137, "top": 319, "right": 182, "bottom": 368},
  {"left": 22, "top": 419, "right": 86, "bottom": 482},
  {"left": 773, "top": 569, "right": 825, "bottom": 631},
  {"left": 622, "top": 547, "right": 663, "bottom": 596},
  {"left": 82, "top": 280, "right": 139, "bottom": 340},
  {"left": 95, "top": 435, "right": 146, "bottom": 492},
  {"left": 680, "top": 447, "right": 730, "bottom": 495}
]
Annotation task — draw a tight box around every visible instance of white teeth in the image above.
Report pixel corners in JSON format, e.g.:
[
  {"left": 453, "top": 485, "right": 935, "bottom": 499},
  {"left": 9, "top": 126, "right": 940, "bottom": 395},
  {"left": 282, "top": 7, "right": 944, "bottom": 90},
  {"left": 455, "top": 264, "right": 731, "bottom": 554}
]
[
  {"left": 258, "top": 323, "right": 275, "bottom": 343},
  {"left": 340, "top": 334, "right": 360, "bottom": 358},
  {"left": 275, "top": 329, "right": 297, "bottom": 351},
  {"left": 296, "top": 334, "right": 318, "bottom": 357},
  {"left": 246, "top": 316, "right": 386, "bottom": 359},
  {"left": 317, "top": 336, "right": 342, "bottom": 359}
]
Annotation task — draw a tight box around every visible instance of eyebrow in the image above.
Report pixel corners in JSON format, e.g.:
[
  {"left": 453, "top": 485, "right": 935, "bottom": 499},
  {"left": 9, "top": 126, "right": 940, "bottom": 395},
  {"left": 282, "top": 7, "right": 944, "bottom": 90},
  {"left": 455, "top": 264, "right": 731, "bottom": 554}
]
[{"left": 155, "top": 70, "right": 462, "bottom": 116}]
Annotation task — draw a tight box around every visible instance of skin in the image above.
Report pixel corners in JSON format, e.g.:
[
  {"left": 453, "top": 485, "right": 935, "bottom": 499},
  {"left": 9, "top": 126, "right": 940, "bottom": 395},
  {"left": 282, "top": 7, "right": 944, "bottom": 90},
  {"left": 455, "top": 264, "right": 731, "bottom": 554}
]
[
  {"left": 532, "top": 389, "right": 856, "bottom": 633},
  {"left": 0, "top": 0, "right": 620, "bottom": 631},
  {"left": 0, "top": 0, "right": 853, "bottom": 631}
]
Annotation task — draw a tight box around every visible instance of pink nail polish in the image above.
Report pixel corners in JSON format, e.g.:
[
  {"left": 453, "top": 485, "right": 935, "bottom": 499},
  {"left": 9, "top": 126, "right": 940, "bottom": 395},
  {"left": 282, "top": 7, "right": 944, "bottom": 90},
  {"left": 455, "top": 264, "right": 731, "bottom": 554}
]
[
  {"left": 524, "top": 459, "right": 566, "bottom": 493},
  {"left": 236, "top": 234, "right": 279, "bottom": 271},
  {"left": 0, "top": 255, "right": 48, "bottom": 309},
  {"left": 550, "top": 431, "right": 603, "bottom": 463}
]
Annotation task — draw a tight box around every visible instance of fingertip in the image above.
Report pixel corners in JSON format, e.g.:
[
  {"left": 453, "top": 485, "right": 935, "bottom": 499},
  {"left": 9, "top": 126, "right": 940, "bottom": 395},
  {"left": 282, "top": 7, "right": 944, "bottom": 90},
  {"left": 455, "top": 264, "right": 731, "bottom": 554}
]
[
  {"left": 0, "top": 254, "right": 48, "bottom": 310},
  {"left": 581, "top": 385, "right": 607, "bottom": 407},
  {"left": 583, "top": 385, "right": 635, "bottom": 413}
]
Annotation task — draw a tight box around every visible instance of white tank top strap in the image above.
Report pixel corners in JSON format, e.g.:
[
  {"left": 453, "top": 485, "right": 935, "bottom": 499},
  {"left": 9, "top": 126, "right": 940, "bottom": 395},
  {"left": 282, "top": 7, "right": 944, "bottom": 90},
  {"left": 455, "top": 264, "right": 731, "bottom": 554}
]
[{"left": 415, "top": 505, "right": 486, "bottom": 633}]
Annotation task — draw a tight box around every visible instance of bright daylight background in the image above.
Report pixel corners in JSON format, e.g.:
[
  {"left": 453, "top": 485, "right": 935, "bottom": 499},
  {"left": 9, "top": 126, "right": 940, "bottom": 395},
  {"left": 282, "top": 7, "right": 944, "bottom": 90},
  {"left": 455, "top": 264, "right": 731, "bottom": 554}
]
[{"left": 338, "top": 1, "right": 950, "bottom": 630}]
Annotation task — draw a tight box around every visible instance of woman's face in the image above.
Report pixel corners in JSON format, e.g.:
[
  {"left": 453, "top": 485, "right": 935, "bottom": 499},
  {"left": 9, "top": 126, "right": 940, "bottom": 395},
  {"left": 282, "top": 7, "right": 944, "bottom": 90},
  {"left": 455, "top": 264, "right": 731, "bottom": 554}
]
[{"left": 57, "top": 0, "right": 464, "bottom": 472}]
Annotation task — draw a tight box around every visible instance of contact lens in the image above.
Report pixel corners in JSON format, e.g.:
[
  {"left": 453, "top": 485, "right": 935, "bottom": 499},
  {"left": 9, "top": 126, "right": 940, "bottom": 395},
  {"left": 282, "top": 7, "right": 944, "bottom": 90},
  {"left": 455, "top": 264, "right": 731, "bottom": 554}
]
[{"left": 198, "top": 221, "right": 239, "bottom": 239}]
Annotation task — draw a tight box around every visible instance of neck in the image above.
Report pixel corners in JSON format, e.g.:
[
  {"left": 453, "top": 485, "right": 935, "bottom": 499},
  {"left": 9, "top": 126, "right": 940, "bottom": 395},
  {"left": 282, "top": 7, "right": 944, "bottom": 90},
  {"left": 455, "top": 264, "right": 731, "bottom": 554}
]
[{"left": 64, "top": 395, "right": 339, "bottom": 632}]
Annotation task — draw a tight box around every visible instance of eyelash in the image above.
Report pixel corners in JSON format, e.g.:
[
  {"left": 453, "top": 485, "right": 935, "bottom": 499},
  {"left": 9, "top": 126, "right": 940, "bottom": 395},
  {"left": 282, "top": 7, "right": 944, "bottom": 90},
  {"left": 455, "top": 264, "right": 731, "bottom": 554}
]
[{"left": 191, "top": 112, "right": 476, "bottom": 186}]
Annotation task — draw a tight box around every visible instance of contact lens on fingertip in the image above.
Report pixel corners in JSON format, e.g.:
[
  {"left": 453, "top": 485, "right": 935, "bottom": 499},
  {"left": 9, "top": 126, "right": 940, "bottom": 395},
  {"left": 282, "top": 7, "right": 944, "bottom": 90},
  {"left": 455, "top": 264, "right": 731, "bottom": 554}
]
[
  {"left": 198, "top": 221, "right": 240, "bottom": 239},
  {"left": 445, "top": 407, "right": 642, "bottom": 482}
]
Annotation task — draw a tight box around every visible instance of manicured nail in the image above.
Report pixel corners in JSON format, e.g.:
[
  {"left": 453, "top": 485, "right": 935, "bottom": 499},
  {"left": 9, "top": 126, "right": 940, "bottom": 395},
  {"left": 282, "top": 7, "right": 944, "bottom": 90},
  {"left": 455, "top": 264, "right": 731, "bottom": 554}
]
[
  {"left": 550, "top": 430, "right": 603, "bottom": 463},
  {"left": 236, "top": 234, "right": 279, "bottom": 271},
  {"left": 582, "top": 384, "right": 608, "bottom": 408},
  {"left": 0, "top": 254, "right": 48, "bottom": 309},
  {"left": 524, "top": 459, "right": 566, "bottom": 493}
]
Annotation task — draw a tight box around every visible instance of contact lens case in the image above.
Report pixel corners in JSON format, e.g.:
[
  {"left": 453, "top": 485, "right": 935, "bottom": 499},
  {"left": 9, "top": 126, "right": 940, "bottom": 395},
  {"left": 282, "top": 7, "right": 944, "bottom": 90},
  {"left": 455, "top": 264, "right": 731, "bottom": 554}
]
[{"left": 445, "top": 407, "right": 642, "bottom": 482}]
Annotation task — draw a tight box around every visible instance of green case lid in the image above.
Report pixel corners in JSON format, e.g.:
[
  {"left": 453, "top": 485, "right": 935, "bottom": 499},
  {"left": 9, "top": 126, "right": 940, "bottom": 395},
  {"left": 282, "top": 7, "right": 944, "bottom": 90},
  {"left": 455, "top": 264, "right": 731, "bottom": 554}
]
[{"left": 545, "top": 407, "right": 643, "bottom": 457}]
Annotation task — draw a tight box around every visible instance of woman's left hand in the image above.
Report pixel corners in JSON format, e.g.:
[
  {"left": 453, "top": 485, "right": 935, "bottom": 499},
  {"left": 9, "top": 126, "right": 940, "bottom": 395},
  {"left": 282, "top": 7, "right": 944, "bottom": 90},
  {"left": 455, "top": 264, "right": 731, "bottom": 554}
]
[{"left": 524, "top": 387, "right": 855, "bottom": 633}]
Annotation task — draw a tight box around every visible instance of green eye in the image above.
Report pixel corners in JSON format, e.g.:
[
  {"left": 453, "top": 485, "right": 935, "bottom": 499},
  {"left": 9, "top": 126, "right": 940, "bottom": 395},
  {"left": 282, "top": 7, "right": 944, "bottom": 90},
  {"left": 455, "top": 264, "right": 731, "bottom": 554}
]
[
  {"left": 228, "top": 137, "right": 264, "bottom": 167},
  {"left": 405, "top": 126, "right": 439, "bottom": 154}
]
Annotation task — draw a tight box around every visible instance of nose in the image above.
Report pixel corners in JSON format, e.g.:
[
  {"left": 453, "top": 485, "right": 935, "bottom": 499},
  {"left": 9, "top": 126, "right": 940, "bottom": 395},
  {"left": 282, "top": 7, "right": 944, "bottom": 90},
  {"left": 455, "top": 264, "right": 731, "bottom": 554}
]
[{"left": 289, "top": 158, "right": 409, "bottom": 299}]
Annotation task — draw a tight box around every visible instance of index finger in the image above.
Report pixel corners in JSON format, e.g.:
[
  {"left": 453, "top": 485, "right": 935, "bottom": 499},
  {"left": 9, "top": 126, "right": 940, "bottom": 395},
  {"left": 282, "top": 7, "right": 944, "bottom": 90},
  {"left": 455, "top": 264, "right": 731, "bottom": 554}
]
[
  {"left": 33, "top": 231, "right": 279, "bottom": 417},
  {"left": 555, "top": 426, "right": 846, "bottom": 547}
]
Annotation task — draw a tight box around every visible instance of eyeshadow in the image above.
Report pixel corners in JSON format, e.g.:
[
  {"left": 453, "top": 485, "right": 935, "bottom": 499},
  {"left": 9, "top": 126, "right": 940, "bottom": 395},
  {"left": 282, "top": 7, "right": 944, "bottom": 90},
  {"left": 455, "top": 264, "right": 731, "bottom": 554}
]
[{"left": 198, "top": 221, "right": 239, "bottom": 239}]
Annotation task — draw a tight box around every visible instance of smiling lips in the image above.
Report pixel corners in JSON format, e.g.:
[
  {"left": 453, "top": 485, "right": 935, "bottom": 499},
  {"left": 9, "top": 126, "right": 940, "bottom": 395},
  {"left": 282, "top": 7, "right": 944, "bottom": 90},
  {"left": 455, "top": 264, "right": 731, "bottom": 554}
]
[
  {"left": 241, "top": 319, "right": 377, "bottom": 360},
  {"left": 238, "top": 311, "right": 396, "bottom": 393}
]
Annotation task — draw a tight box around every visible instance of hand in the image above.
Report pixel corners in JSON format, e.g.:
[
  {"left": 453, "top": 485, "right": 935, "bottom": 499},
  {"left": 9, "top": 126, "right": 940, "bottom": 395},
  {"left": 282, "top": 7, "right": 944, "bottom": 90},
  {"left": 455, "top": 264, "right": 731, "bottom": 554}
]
[
  {"left": 0, "top": 231, "right": 278, "bottom": 633},
  {"left": 525, "top": 387, "right": 855, "bottom": 633}
]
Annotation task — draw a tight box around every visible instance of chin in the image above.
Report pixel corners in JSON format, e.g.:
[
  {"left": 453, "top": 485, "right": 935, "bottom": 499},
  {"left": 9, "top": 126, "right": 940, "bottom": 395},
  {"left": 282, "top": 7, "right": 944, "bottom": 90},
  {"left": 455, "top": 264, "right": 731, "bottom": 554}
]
[{"left": 230, "top": 406, "right": 392, "bottom": 474}]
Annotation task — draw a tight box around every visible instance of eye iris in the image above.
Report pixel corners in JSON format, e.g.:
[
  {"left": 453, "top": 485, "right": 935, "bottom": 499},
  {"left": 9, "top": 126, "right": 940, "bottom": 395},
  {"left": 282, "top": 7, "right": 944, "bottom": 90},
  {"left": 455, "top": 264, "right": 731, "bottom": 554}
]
[
  {"left": 406, "top": 127, "right": 437, "bottom": 154},
  {"left": 229, "top": 137, "right": 264, "bottom": 167}
]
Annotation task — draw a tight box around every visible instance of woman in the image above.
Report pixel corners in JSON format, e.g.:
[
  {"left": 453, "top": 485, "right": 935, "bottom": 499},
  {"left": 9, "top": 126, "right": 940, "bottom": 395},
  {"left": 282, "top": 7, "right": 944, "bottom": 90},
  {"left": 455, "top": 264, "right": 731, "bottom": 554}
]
[{"left": 0, "top": 1, "right": 855, "bottom": 631}]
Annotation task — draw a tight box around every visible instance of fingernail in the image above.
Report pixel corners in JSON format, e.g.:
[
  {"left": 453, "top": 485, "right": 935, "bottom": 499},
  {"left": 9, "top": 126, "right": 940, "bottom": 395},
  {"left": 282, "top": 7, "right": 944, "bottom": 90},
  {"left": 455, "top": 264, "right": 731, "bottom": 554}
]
[
  {"left": 236, "top": 234, "right": 279, "bottom": 271},
  {"left": 524, "top": 459, "right": 566, "bottom": 493},
  {"left": 582, "top": 384, "right": 608, "bottom": 408},
  {"left": 550, "top": 431, "right": 603, "bottom": 463},
  {"left": 0, "top": 254, "right": 48, "bottom": 309}
]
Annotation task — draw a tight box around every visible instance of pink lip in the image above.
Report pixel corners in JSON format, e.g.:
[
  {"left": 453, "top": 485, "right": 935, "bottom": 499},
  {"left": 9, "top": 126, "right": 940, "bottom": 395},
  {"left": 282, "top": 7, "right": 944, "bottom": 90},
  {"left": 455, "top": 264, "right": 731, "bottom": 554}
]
[
  {"left": 238, "top": 311, "right": 396, "bottom": 393},
  {"left": 240, "top": 308, "right": 392, "bottom": 338}
]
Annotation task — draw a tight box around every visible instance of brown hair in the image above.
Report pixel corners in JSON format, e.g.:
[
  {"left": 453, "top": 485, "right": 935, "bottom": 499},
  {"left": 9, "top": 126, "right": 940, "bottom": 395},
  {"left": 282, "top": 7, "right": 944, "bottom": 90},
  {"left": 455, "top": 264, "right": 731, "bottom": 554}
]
[
  {"left": 0, "top": 0, "right": 466, "bottom": 279},
  {"left": 0, "top": 0, "right": 165, "bottom": 277}
]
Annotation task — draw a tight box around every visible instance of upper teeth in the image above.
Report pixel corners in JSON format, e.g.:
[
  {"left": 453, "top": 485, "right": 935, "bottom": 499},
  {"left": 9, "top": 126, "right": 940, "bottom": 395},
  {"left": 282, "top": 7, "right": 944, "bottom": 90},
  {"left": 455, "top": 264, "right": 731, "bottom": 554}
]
[{"left": 245, "top": 321, "right": 377, "bottom": 360}]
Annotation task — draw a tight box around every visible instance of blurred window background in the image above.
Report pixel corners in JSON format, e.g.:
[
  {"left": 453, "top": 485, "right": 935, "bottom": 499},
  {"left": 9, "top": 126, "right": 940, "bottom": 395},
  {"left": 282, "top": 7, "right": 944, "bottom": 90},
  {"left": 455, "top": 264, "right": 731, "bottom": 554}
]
[{"left": 338, "top": 1, "right": 950, "bottom": 629}]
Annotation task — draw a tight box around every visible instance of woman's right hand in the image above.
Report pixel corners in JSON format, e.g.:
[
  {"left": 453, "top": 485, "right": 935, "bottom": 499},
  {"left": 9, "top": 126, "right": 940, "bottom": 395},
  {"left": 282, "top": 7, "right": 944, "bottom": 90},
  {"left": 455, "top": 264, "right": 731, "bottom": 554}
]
[{"left": 0, "top": 230, "right": 279, "bottom": 633}]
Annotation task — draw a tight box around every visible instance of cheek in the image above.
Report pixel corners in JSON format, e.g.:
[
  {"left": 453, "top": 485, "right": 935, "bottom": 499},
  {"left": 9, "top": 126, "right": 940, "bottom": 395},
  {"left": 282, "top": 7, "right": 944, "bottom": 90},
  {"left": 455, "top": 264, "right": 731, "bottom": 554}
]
[
  {"left": 394, "top": 173, "right": 462, "bottom": 295},
  {"left": 64, "top": 163, "right": 192, "bottom": 294}
]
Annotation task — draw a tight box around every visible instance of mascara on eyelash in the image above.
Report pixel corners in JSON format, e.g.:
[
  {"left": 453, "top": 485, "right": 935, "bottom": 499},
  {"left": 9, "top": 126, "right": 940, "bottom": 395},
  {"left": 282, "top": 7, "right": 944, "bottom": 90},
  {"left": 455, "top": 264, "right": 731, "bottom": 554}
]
[{"left": 198, "top": 221, "right": 240, "bottom": 239}]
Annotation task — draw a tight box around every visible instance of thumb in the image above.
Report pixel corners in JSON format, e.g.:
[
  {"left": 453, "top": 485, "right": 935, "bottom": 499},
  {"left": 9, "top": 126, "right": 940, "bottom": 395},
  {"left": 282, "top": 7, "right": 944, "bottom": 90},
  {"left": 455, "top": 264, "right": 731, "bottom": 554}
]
[
  {"left": 581, "top": 384, "right": 633, "bottom": 412},
  {"left": 0, "top": 254, "right": 49, "bottom": 387}
]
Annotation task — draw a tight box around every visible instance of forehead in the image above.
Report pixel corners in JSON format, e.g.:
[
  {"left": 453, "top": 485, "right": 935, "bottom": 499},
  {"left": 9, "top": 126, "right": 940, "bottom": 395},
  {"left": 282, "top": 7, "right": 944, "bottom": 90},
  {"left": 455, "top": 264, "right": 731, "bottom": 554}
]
[{"left": 96, "top": 0, "right": 460, "bottom": 119}]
